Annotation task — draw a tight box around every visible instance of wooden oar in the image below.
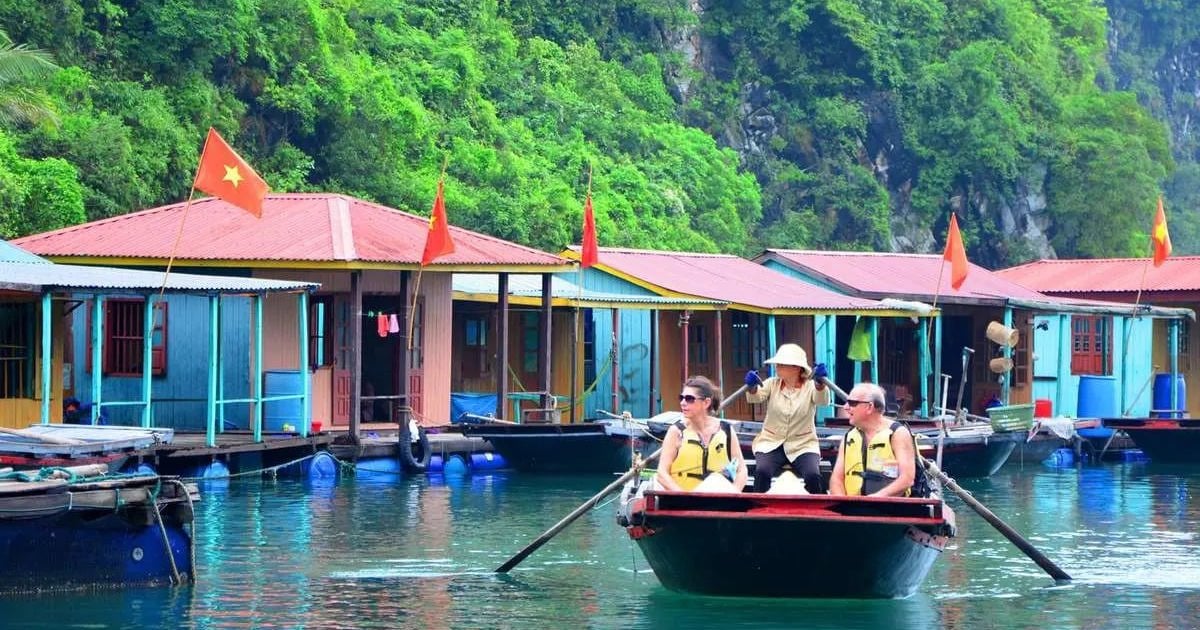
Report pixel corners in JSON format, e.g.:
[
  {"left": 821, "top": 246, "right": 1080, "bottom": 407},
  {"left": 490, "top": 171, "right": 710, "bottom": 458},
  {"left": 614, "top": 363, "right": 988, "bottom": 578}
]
[
  {"left": 819, "top": 377, "right": 1072, "bottom": 583},
  {"left": 495, "top": 383, "right": 750, "bottom": 574}
]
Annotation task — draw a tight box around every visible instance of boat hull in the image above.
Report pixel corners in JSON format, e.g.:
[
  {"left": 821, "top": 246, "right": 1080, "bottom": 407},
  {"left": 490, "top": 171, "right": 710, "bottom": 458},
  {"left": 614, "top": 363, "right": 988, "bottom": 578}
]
[
  {"left": 0, "top": 474, "right": 194, "bottom": 593},
  {"left": 1103, "top": 418, "right": 1200, "bottom": 463},
  {"left": 0, "top": 510, "right": 193, "bottom": 593},
  {"left": 463, "top": 422, "right": 653, "bottom": 473},
  {"left": 625, "top": 492, "right": 953, "bottom": 599}
]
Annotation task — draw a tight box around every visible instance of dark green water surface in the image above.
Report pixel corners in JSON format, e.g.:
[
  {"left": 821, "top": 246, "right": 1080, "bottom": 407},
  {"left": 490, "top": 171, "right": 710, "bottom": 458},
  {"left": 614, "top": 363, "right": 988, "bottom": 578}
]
[{"left": 2, "top": 460, "right": 1199, "bottom": 629}]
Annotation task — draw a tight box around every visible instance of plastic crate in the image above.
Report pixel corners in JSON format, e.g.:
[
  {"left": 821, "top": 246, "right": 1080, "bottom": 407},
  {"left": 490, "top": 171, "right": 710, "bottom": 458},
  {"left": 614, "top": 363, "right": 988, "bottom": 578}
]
[{"left": 986, "top": 403, "right": 1034, "bottom": 432}]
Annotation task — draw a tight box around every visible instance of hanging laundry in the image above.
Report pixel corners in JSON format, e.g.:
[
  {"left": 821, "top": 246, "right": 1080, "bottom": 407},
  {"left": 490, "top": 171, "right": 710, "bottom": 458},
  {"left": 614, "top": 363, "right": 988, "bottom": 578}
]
[
  {"left": 377, "top": 313, "right": 388, "bottom": 338},
  {"left": 388, "top": 314, "right": 400, "bottom": 334}
]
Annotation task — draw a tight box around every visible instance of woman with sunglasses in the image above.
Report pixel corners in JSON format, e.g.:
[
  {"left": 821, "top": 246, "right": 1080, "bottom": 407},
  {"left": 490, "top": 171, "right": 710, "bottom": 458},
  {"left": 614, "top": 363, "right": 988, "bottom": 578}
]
[
  {"left": 744, "top": 343, "right": 830, "bottom": 493},
  {"left": 656, "top": 376, "right": 749, "bottom": 492}
]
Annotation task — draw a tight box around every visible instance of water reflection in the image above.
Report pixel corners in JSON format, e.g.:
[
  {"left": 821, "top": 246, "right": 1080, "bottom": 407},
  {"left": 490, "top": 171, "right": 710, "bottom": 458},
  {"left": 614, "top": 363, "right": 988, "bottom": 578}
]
[{"left": 1, "top": 464, "right": 1199, "bottom": 628}]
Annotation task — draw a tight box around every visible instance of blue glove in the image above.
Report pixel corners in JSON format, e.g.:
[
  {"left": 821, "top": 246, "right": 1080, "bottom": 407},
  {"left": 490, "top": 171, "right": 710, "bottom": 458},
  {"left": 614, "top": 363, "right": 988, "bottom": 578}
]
[
  {"left": 744, "top": 370, "right": 762, "bottom": 387},
  {"left": 811, "top": 363, "right": 828, "bottom": 381}
]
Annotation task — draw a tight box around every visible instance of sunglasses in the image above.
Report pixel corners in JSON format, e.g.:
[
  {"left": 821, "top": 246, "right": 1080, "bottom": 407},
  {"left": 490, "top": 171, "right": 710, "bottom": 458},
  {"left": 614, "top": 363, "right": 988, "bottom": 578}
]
[
  {"left": 845, "top": 399, "right": 874, "bottom": 408},
  {"left": 678, "top": 394, "right": 707, "bottom": 404}
]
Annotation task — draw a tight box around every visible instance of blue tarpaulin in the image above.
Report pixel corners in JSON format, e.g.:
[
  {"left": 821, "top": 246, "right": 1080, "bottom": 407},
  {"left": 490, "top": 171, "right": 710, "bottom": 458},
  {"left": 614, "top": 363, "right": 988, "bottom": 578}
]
[{"left": 451, "top": 393, "right": 499, "bottom": 423}]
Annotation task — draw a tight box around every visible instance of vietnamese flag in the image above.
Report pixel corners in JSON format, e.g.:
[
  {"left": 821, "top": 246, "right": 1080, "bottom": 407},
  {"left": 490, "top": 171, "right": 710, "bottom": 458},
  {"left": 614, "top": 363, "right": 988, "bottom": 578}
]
[
  {"left": 943, "top": 212, "right": 968, "bottom": 290},
  {"left": 581, "top": 193, "right": 598, "bottom": 268},
  {"left": 420, "top": 179, "right": 455, "bottom": 266},
  {"left": 1153, "top": 196, "right": 1172, "bottom": 267},
  {"left": 193, "top": 127, "right": 269, "bottom": 217}
]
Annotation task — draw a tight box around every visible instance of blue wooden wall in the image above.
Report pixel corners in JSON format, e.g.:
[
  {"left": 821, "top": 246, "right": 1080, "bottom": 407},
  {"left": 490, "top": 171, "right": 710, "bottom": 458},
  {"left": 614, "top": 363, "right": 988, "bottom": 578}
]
[
  {"left": 562, "top": 269, "right": 656, "bottom": 420},
  {"left": 72, "top": 294, "right": 253, "bottom": 430},
  {"left": 1030, "top": 313, "right": 1155, "bottom": 418}
]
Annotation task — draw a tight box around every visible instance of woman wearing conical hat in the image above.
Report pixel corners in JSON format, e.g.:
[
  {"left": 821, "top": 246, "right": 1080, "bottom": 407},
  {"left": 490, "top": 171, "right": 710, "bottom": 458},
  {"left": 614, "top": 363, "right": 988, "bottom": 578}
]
[{"left": 744, "top": 343, "right": 830, "bottom": 494}]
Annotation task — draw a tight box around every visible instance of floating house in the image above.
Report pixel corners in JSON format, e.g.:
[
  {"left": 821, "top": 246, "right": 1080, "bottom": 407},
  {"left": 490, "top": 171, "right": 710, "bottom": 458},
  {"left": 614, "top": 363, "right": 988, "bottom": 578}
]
[
  {"left": 757, "top": 250, "right": 1193, "bottom": 418},
  {"left": 559, "top": 247, "right": 928, "bottom": 421},
  {"left": 998, "top": 257, "right": 1200, "bottom": 416},
  {"left": 0, "top": 239, "right": 315, "bottom": 447},
  {"left": 450, "top": 273, "right": 726, "bottom": 422},
  {"left": 15, "top": 194, "right": 572, "bottom": 436}
]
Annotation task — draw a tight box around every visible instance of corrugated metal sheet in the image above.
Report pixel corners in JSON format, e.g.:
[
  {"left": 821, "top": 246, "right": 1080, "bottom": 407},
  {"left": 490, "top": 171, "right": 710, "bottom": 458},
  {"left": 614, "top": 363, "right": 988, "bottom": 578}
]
[
  {"left": 758, "top": 249, "right": 1045, "bottom": 305},
  {"left": 565, "top": 247, "right": 899, "bottom": 313},
  {"left": 997, "top": 257, "right": 1200, "bottom": 293},
  {"left": 452, "top": 273, "right": 726, "bottom": 309},
  {"left": 15, "top": 194, "right": 569, "bottom": 269},
  {"left": 0, "top": 261, "right": 317, "bottom": 294},
  {"left": 0, "top": 239, "right": 49, "bottom": 264}
]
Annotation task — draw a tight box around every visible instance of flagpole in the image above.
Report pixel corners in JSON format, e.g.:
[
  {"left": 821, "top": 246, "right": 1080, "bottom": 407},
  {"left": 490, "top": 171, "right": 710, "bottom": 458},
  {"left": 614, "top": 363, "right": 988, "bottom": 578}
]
[
  {"left": 931, "top": 258, "right": 946, "bottom": 310},
  {"left": 158, "top": 188, "right": 198, "bottom": 299}
]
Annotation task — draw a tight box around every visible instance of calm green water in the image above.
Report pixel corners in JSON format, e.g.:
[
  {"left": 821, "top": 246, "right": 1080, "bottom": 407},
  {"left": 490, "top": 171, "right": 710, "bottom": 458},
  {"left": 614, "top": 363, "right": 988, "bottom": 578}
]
[{"left": 2, "top": 459, "right": 1199, "bottom": 629}]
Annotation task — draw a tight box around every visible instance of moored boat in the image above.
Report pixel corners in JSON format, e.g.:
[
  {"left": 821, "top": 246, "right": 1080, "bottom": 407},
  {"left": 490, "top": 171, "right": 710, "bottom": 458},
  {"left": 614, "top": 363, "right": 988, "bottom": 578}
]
[
  {"left": 0, "top": 464, "right": 196, "bottom": 593},
  {"left": 462, "top": 418, "right": 655, "bottom": 473},
  {"left": 617, "top": 480, "right": 956, "bottom": 598},
  {"left": 1100, "top": 418, "right": 1200, "bottom": 463},
  {"left": 0, "top": 424, "right": 175, "bottom": 471}
]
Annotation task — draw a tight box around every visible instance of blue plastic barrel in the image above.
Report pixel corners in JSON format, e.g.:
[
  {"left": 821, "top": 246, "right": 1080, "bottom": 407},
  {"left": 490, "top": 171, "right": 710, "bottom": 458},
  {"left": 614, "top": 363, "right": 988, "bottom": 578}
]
[
  {"left": 195, "top": 460, "right": 231, "bottom": 490},
  {"left": 307, "top": 451, "right": 338, "bottom": 478},
  {"left": 1152, "top": 373, "right": 1187, "bottom": 419},
  {"left": 442, "top": 454, "right": 469, "bottom": 476},
  {"left": 264, "top": 370, "right": 304, "bottom": 431},
  {"left": 1077, "top": 375, "right": 1118, "bottom": 418},
  {"left": 1043, "top": 448, "right": 1075, "bottom": 468},
  {"left": 354, "top": 456, "right": 402, "bottom": 481},
  {"left": 428, "top": 454, "right": 445, "bottom": 473},
  {"left": 469, "top": 452, "right": 508, "bottom": 471}
]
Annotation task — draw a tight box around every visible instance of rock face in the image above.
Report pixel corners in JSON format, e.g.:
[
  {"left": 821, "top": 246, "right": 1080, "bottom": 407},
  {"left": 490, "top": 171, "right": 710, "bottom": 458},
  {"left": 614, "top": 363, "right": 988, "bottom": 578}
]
[{"left": 661, "top": 1, "right": 1194, "bottom": 262}]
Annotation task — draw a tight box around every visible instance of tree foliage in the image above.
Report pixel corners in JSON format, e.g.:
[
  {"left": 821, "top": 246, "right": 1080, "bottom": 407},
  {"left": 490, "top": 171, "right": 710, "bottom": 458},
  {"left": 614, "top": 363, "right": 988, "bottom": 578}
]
[{"left": 0, "top": 0, "right": 1189, "bottom": 266}]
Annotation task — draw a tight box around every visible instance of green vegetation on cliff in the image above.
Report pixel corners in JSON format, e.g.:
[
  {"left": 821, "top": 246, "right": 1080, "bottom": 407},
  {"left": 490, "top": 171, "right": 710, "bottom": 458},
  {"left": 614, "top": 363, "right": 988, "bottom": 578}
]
[{"left": 0, "top": 1, "right": 1190, "bottom": 266}]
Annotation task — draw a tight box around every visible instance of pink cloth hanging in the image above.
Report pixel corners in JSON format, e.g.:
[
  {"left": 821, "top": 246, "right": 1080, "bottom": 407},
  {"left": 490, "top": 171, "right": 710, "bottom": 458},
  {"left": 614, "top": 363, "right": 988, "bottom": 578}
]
[
  {"left": 377, "top": 313, "right": 388, "bottom": 338},
  {"left": 388, "top": 314, "right": 400, "bottom": 334}
]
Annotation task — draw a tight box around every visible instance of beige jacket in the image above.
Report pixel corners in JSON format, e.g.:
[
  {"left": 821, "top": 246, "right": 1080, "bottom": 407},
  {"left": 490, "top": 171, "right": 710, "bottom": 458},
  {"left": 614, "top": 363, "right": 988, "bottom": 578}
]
[{"left": 748, "top": 377, "right": 831, "bottom": 459}]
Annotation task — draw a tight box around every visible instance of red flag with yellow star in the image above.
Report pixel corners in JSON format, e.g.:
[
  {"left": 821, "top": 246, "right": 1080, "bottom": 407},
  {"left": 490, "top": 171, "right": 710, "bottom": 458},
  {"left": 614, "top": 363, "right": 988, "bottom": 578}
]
[
  {"left": 193, "top": 127, "right": 269, "bottom": 217},
  {"left": 421, "top": 179, "right": 455, "bottom": 265},
  {"left": 1153, "top": 196, "right": 1172, "bottom": 267}
]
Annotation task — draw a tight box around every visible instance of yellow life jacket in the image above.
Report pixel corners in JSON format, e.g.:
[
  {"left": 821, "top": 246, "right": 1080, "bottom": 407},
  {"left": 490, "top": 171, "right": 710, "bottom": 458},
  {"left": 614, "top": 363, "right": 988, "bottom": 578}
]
[
  {"left": 842, "top": 421, "right": 910, "bottom": 497},
  {"left": 669, "top": 420, "right": 734, "bottom": 491}
]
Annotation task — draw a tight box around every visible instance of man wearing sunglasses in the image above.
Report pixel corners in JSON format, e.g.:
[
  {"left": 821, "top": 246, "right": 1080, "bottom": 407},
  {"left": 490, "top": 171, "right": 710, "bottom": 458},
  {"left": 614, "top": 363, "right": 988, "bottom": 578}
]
[{"left": 829, "top": 383, "right": 917, "bottom": 497}]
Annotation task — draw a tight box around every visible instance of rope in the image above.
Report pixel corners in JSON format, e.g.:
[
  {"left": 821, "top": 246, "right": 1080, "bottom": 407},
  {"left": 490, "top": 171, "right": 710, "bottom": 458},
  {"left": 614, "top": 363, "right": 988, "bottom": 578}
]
[
  {"left": 505, "top": 346, "right": 615, "bottom": 410},
  {"left": 169, "top": 478, "right": 197, "bottom": 584},
  {"left": 150, "top": 480, "right": 183, "bottom": 586}
]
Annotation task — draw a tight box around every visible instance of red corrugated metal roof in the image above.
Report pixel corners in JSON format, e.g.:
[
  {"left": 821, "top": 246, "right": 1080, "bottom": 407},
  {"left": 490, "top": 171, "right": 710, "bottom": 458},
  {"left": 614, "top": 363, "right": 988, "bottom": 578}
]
[
  {"left": 758, "top": 249, "right": 1046, "bottom": 304},
  {"left": 996, "top": 257, "right": 1200, "bottom": 293},
  {"left": 571, "top": 247, "right": 896, "bottom": 312},
  {"left": 14, "top": 193, "right": 567, "bottom": 268}
]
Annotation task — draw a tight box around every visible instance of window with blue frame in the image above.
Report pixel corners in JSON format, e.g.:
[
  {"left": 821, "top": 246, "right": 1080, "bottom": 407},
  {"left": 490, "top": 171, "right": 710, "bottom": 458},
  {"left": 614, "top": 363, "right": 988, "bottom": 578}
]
[{"left": 87, "top": 298, "right": 167, "bottom": 377}]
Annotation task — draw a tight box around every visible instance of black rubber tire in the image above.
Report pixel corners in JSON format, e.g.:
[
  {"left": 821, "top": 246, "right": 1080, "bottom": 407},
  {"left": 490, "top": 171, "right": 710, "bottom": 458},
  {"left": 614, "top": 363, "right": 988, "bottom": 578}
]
[{"left": 400, "top": 424, "right": 431, "bottom": 472}]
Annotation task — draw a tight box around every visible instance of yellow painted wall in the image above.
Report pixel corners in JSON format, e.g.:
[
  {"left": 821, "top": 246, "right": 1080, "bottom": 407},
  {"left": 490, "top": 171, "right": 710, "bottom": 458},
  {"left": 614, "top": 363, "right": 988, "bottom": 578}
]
[{"left": 0, "top": 298, "right": 64, "bottom": 428}]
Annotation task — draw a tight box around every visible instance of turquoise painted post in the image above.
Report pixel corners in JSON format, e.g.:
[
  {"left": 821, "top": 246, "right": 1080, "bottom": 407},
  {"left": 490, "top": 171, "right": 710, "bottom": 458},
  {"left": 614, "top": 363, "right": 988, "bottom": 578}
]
[
  {"left": 299, "top": 291, "right": 310, "bottom": 438},
  {"left": 767, "top": 314, "right": 777, "bottom": 377},
  {"left": 142, "top": 295, "right": 154, "bottom": 427},
  {"left": 919, "top": 319, "right": 929, "bottom": 417},
  {"left": 91, "top": 296, "right": 103, "bottom": 425},
  {"left": 1056, "top": 314, "right": 1068, "bottom": 416},
  {"left": 314, "top": 301, "right": 325, "bottom": 366},
  {"left": 1002, "top": 307, "right": 1014, "bottom": 405},
  {"left": 217, "top": 296, "right": 225, "bottom": 433},
  {"left": 933, "top": 315, "right": 943, "bottom": 400},
  {"left": 1118, "top": 317, "right": 1129, "bottom": 415},
  {"left": 207, "top": 295, "right": 219, "bottom": 447},
  {"left": 253, "top": 294, "right": 264, "bottom": 443},
  {"left": 39, "top": 292, "right": 51, "bottom": 424},
  {"left": 1171, "top": 319, "right": 1180, "bottom": 415},
  {"left": 870, "top": 318, "right": 879, "bottom": 384}
]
